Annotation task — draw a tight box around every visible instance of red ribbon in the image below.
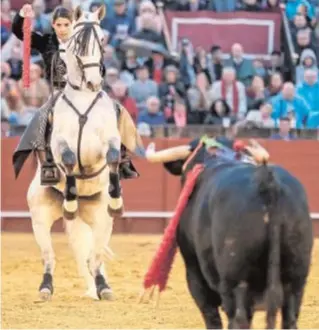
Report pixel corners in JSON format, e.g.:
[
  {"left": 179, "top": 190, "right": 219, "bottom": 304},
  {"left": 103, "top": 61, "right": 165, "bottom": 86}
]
[{"left": 23, "top": 16, "right": 32, "bottom": 88}]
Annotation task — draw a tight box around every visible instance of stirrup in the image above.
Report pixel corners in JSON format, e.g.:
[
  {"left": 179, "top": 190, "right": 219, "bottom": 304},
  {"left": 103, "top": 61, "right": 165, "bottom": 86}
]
[{"left": 41, "top": 161, "right": 61, "bottom": 186}]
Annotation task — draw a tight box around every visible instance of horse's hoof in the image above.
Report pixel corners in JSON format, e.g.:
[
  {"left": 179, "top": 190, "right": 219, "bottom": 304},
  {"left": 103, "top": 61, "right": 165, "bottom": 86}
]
[
  {"left": 39, "top": 288, "right": 52, "bottom": 301},
  {"left": 99, "top": 287, "right": 114, "bottom": 301},
  {"left": 83, "top": 289, "right": 99, "bottom": 300},
  {"left": 107, "top": 205, "right": 123, "bottom": 218}
]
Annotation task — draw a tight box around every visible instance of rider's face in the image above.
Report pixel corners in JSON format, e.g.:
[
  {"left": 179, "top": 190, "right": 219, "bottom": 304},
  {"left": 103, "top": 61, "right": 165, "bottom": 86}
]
[{"left": 52, "top": 17, "right": 72, "bottom": 42}]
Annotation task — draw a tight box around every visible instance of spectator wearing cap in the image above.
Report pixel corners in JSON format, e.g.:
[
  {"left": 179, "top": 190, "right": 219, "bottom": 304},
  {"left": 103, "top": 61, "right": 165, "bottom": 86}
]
[
  {"left": 271, "top": 82, "right": 310, "bottom": 128},
  {"left": 296, "top": 69, "right": 319, "bottom": 113},
  {"left": 270, "top": 117, "right": 296, "bottom": 140},
  {"left": 224, "top": 43, "right": 255, "bottom": 87},
  {"left": 111, "top": 80, "right": 138, "bottom": 123},
  {"left": 129, "top": 64, "right": 158, "bottom": 112},
  {"left": 207, "top": 67, "right": 247, "bottom": 120},
  {"left": 295, "top": 48, "right": 318, "bottom": 84},
  {"left": 137, "top": 96, "right": 166, "bottom": 126},
  {"left": 159, "top": 65, "right": 186, "bottom": 115},
  {"left": 105, "top": 0, "right": 136, "bottom": 48}
]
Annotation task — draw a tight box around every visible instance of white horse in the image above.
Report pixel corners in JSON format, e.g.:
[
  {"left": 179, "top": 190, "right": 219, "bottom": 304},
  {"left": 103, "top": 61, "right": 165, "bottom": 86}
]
[{"left": 27, "top": 5, "right": 123, "bottom": 301}]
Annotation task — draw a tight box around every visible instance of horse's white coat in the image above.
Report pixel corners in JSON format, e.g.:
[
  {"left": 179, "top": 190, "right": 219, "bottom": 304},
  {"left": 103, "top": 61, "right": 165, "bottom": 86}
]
[{"left": 27, "top": 6, "right": 120, "bottom": 299}]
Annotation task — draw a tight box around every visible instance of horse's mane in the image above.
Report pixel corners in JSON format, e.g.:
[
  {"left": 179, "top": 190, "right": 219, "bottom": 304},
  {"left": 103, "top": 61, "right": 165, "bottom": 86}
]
[{"left": 69, "top": 22, "right": 101, "bottom": 57}]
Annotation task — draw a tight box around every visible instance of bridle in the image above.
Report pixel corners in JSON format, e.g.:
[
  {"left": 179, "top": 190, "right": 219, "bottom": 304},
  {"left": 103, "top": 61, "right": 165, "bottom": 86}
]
[{"left": 67, "top": 21, "right": 104, "bottom": 90}]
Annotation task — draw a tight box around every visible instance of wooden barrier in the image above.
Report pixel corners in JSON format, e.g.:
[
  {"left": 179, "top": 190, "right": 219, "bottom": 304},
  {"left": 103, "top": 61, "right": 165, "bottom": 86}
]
[{"left": 1, "top": 137, "right": 319, "bottom": 236}]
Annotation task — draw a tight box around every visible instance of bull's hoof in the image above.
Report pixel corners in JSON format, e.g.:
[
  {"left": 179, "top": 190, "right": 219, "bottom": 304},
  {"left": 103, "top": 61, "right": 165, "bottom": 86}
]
[
  {"left": 39, "top": 288, "right": 52, "bottom": 301},
  {"left": 107, "top": 205, "right": 123, "bottom": 218}
]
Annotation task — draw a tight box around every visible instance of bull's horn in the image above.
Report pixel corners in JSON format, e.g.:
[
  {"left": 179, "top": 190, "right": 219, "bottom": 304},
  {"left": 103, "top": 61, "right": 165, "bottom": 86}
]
[
  {"left": 245, "top": 139, "right": 270, "bottom": 164},
  {"left": 146, "top": 142, "right": 191, "bottom": 163}
]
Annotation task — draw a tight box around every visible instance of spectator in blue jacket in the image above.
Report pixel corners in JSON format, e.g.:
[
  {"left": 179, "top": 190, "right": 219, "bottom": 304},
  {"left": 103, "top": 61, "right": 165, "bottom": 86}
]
[
  {"left": 104, "top": 0, "right": 136, "bottom": 48},
  {"left": 306, "top": 112, "right": 319, "bottom": 128},
  {"left": 271, "top": 82, "right": 310, "bottom": 128},
  {"left": 285, "top": 0, "right": 315, "bottom": 21},
  {"left": 295, "top": 48, "right": 318, "bottom": 84},
  {"left": 137, "top": 96, "right": 166, "bottom": 126},
  {"left": 296, "top": 69, "right": 319, "bottom": 113}
]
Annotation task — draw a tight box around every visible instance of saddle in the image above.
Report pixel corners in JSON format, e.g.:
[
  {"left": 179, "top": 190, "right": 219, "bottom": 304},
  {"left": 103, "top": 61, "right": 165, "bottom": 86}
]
[
  {"left": 12, "top": 95, "right": 140, "bottom": 185},
  {"left": 40, "top": 100, "right": 140, "bottom": 186}
]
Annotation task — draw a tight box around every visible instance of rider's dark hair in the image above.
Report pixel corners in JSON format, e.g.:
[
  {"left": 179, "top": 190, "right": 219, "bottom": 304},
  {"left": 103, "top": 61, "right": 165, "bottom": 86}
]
[{"left": 52, "top": 6, "right": 73, "bottom": 23}]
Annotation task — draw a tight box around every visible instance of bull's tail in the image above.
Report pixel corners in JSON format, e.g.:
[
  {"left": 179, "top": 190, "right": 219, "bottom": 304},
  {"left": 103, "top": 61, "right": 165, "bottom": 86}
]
[{"left": 255, "top": 161, "right": 283, "bottom": 329}]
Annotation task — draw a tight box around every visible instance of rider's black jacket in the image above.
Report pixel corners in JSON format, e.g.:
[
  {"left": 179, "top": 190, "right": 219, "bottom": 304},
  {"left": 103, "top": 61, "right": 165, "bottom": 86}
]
[{"left": 12, "top": 13, "right": 105, "bottom": 89}]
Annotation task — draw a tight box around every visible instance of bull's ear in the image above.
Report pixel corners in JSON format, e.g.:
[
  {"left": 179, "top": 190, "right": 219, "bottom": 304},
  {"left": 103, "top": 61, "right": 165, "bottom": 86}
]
[{"left": 163, "top": 160, "right": 185, "bottom": 176}]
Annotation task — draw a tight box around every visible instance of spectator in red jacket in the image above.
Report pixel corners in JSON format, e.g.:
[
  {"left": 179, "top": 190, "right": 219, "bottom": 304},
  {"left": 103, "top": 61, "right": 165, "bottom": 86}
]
[{"left": 111, "top": 80, "right": 138, "bottom": 123}]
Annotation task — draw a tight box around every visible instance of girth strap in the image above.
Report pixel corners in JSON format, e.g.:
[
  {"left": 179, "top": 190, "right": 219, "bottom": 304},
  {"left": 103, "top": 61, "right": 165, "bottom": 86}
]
[{"left": 62, "top": 91, "right": 103, "bottom": 174}]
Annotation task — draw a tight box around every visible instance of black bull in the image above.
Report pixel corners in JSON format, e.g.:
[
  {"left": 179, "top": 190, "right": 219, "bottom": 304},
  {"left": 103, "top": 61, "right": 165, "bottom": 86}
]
[{"left": 163, "top": 149, "right": 313, "bottom": 329}]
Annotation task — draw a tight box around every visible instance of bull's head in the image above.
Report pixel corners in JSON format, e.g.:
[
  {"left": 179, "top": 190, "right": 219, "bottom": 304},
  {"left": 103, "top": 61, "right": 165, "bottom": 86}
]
[{"left": 145, "top": 137, "right": 270, "bottom": 180}]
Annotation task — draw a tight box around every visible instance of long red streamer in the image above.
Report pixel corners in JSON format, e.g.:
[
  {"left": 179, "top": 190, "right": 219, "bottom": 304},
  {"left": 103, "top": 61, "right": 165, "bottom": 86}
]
[
  {"left": 23, "top": 16, "right": 32, "bottom": 88},
  {"left": 142, "top": 164, "right": 204, "bottom": 292}
]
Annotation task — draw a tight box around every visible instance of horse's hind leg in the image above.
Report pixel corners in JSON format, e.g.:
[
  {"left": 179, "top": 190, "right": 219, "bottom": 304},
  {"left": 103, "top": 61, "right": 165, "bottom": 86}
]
[
  {"left": 64, "top": 217, "right": 98, "bottom": 300},
  {"left": 81, "top": 190, "right": 114, "bottom": 300},
  {"left": 27, "top": 174, "right": 62, "bottom": 301}
]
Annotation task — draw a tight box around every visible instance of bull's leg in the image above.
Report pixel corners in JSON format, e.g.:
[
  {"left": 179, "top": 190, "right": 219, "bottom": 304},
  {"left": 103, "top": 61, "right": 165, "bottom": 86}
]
[
  {"left": 281, "top": 283, "right": 305, "bottom": 329},
  {"left": 184, "top": 261, "right": 222, "bottom": 329},
  {"left": 27, "top": 174, "right": 62, "bottom": 301},
  {"left": 233, "top": 281, "right": 251, "bottom": 329},
  {"left": 82, "top": 190, "right": 114, "bottom": 300},
  {"left": 219, "top": 280, "right": 236, "bottom": 329},
  {"left": 106, "top": 144, "right": 123, "bottom": 217}
]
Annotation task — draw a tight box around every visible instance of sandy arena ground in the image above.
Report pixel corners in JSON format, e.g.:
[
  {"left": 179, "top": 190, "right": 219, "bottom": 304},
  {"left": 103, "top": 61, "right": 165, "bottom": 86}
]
[{"left": 1, "top": 233, "right": 319, "bottom": 329}]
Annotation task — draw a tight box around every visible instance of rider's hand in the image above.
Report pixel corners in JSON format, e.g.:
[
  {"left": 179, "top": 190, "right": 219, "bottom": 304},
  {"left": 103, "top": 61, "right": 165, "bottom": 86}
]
[{"left": 20, "top": 4, "right": 35, "bottom": 18}]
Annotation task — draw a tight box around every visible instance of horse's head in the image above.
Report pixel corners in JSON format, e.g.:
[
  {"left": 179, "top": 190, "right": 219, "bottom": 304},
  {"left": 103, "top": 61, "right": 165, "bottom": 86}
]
[{"left": 66, "top": 5, "right": 106, "bottom": 91}]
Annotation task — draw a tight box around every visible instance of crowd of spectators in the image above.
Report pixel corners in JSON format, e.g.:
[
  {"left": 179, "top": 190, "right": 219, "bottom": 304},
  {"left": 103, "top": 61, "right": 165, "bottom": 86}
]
[{"left": 1, "top": 0, "right": 319, "bottom": 141}]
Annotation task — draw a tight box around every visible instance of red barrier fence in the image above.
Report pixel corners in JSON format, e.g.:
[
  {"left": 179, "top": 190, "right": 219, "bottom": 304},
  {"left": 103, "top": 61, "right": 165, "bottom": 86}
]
[{"left": 1, "top": 137, "right": 319, "bottom": 235}]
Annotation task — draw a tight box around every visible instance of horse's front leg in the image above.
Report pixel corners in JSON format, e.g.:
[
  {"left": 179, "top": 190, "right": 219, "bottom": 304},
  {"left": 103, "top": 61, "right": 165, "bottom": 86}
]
[
  {"left": 106, "top": 140, "right": 123, "bottom": 217},
  {"left": 55, "top": 138, "right": 78, "bottom": 219}
]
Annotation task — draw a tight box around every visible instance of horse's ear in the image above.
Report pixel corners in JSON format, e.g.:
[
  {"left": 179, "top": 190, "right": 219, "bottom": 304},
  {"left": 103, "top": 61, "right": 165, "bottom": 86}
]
[
  {"left": 96, "top": 4, "right": 106, "bottom": 21},
  {"left": 74, "top": 5, "right": 83, "bottom": 21}
]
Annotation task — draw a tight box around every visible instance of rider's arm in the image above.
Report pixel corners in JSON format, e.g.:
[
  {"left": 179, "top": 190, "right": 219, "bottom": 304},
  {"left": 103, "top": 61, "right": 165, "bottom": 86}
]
[{"left": 12, "top": 12, "right": 46, "bottom": 53}]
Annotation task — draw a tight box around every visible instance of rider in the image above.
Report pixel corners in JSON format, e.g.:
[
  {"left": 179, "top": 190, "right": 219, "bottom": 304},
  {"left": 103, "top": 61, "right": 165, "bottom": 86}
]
[{"left": 12, "top": 4, "right": 140, "bottom": 182}]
